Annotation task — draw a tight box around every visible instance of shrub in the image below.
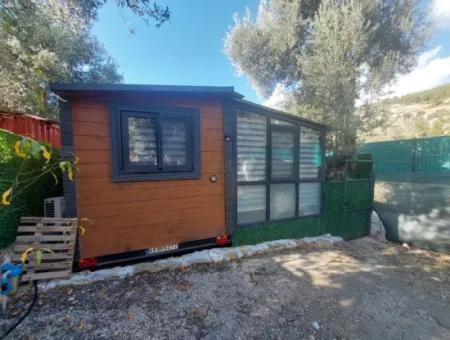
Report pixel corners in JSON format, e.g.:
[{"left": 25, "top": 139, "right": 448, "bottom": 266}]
[{"left": 0, "top": 129, "right": 63, "bottom": 248}]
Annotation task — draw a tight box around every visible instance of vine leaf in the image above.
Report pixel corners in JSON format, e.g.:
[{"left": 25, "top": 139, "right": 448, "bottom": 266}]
[
  {"left": 31, "top": 140, "right": 41, "bottom": 159},
  {"left": 40, "top": 145, "right": 51, "bottom": 163},
  {"left": 36, "top": 249, "right": 43, "bottom": 265},
  {"left": 14, "top": 141, "right": 26, "bottom": 158},
  {"left": 2, "top": 188, "right": 12, "bottom": 206},
  {"left": 21, "top": 247, "right": 34, "bottom": 263}
]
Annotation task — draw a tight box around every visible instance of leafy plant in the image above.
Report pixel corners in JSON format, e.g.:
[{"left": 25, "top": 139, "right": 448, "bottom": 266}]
[
  {"left": 20, "top": 247, "right": 54, "bottom": 266},
  {"left": 225, "top": 0, "right": 430, "bottom": 156},
  {"left": 0, "top": 0, "right": 170, "bottom": 118},
  {"left": 0, "top": 129, "right": 76, "bottom": 248},
  {"left": 0, "top": 137, "right": 76, "bottom": 207}
]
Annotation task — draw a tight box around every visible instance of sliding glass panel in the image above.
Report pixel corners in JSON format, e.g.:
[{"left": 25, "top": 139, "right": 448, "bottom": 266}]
[
  {"left": 237, "top": 185, "right": 266, "bottom": 225},
  {"left": 299, "top": 127, "right": 321, "bottom": 179},
  {"left": 128, "top": 116, "right": 157, "bottom": 165},
  {"left": 237, "top": 112, "right": 267, "bottom": 182},
  {"left": 161, "top": 118, "right": 188, "bottom": 167},
  {"left": 270, "top": 183, "right": 295, "bottom": 220},
  {"left": 271, "top": 129, "right": 294, "bottom": 179},
  {"left": 299, "top": 182, "right": 321, "bottom": 216}
]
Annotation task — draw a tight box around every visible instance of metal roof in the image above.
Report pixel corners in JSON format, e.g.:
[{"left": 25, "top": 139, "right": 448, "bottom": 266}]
[
  {"left": 234, "top": 98, "right": 327, "bottom": 129},
  {"left": 51, "top": 83, "right": 244, "bottom": 98},
  {"left": 50, "top": 83, "right": 326, "bottom": 128}
]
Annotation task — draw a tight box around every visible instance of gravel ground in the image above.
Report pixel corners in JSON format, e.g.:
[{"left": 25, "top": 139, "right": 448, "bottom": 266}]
[{"left": 1, "top": 237, "right": 449, "bottom": 340}]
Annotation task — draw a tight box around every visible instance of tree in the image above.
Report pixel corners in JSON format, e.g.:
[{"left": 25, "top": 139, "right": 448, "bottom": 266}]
[
  {"left": 0, "top": 0, "right": 169, "bottom": 118},
  {"left": 225, "top": 0, "right": 429, "bottom": 155}
]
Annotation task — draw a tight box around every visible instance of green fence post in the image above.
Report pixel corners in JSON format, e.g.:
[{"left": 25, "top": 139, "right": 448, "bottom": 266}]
[{"left": 412, "top": 138, "right": 417, "bottom": 173}]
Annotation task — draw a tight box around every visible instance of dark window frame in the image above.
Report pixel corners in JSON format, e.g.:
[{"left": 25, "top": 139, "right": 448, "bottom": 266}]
[
  {"left": 110, "top": 103, "right": 201, "bottom": 182},
  {"left": 236, "top": 108, "right": 325, "bottom": 227}
]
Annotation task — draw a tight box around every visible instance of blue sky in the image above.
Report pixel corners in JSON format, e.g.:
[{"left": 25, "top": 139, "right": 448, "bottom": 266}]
[
  {"left": 92, "top": 0, "right": 450, "bottom": 105},
  {"left": 92, "top": 0, "right": 260, "bottom": 102}
]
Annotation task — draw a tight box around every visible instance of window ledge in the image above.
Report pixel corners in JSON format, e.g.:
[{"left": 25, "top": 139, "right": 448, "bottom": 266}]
[{"left": 112, "top": 170, "right": 201, "bottom": 182}]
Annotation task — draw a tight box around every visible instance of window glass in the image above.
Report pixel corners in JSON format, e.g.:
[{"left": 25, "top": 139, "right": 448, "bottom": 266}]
[
  {"left": 112, "top": 106, "right": 200, "bottom": 181},
  {"left": 299, "top": 182, "right": 321, "bottom": 216},
  {"left": 237, "top": 112, "right": 267, "bottom": 182},
  {"left": 235, "top": 109, "right": 324, "bottom": 227},
  {"left": 128, "top": 116, "right": 157, "bottom": 165},
  {"left": 271, "top": 129, "right": 294, "bottom": 179},
  {"left": 299, "top": 127, "right": 321, "bottom": 179},
  {"left": 237, "top": 185, "right": 266, "bottom": 225},
  {"left": 271, "top": 119, "right": 294, "bottom": 126},
  {"left": 161, "top": 118, "right": 188, "bottom": 167},
  {"left": 270, "top": 183, "right": 295, "bottom": 220}
]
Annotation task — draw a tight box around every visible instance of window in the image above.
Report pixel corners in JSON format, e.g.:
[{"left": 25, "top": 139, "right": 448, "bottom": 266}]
[
  {"left": 299, "top": 127, "right": 321, "bottom": 179},
  {"left": 237, "top": 185, "right": 266, "bottom": 225},
  {"left": 236, "top": 111, "right": 324, "bottom": 226},
  {"left": 110, "top": 104, "right": 200, "bottom": 181},
  {"left": 128, "top": 116, "right": 157, "bottom": 166},
  {"left": 270, "top": 183, "right": 296, "bottom": 220},
  {"left": 271, "top": 127, "right": 295, "bottom": 179},
  {"left": 237, "top": 112, "right": 266, "bottom": 182},
  {"left": 299, "top": 182, "right": 321, "bottom": 216}
]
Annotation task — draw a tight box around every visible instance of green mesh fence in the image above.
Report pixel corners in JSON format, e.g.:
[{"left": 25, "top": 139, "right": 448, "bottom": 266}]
[
  {"left": 359, "top": 136, "right": 450, "bottom": 175},
  {"left": 415, "top": 137, "right": 450, "bottom": 173},
  {"left": 359, "top": 136, "right": 450, "bottom": 251},
  {"left": 233, "top": 178, "right": 373, "bottom": 246}
]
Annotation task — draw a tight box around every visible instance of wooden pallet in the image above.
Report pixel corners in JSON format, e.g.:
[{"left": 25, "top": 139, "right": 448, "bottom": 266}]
[{"left": 12, "top": 217, "right": 78, "bottom": 282}]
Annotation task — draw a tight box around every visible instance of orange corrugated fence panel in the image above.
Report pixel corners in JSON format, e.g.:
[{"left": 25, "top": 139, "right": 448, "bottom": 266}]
[{"left": 0, "top": 112, "right": 60, "bottom": 148}]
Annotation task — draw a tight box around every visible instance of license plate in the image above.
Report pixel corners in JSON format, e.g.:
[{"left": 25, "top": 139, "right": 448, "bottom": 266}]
[{"left": 146, "top": 244, "right": 178, "bottom": 255}]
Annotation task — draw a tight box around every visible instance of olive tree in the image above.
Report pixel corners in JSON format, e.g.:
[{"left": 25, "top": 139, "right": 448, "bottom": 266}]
[
  {"left": 225, "top": 0, "right": 430, "bottom": 155},
  {"left": 0, "top": 0, "right": 169, "bottom": 118}
]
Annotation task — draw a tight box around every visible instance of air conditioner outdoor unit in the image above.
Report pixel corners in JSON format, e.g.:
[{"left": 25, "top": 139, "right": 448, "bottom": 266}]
[{"left": 44, "top": 197, "right": 65, "bottom": 218}]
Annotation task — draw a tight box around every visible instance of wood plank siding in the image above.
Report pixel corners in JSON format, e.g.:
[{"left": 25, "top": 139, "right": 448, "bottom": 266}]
[{"left": 70, "top": 95, "right": 226, "bottom": 258}]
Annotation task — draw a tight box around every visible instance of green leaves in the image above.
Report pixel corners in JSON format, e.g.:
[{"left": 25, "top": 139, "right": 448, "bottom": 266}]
[
  {"left": 30, "top": 140, "right": 42, "bottom": 159},
  {"left": 0, "top": 0, "right": 122, "bottom": 118},
  {"left": 35, "top": 248, "right": 53, "bottom": 265},
  {"left": 21, "top": 247, "right": 54, "bottom": 266},
  {"left": 36, "top": 248, "right": 43, "bottom": 265},
  {"left": 13, "top": 138, "right": 52, "bottom": 162},
  {"left": 0, "top": 0, "right": 170, "bottom": 118},
  {"left": 225, "top": 0, "right": 429, "bottom": 153},
  {"left": 59, "top": 160, "right": 74, "bottom": 181}
]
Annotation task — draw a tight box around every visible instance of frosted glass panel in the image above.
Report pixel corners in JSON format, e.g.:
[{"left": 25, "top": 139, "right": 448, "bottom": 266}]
[
  {"left": 299, "top": 182, "right": 321, "bottom": 216},
  {"left": 299, "top": 127, "right": 321, "bottom": 179},
  {"left": 271, "top": 129, "right": 294, "bottom": 178},
  {"left": 237, "top": 112, "right": 267, "bottom": 181},
  {"left": 161, "top": 119, "right": 188, "bottom": 166},
  {"left": 128, "top": 117, "right": 157, "bottom": 165},
  {"left": 237, "top": 185, "right": 266, "bottom": 225},
  {"left": 270, "top": 183, "right": 295, "bottom": 220}
]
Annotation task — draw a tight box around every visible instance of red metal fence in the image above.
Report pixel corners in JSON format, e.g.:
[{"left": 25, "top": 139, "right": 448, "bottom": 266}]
[{"left": 0, "top": 111, "right": 60, "bottom": 148}]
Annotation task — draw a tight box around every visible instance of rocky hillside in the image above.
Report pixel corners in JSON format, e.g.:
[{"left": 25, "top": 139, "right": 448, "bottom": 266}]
[{"left": 361, "top": 83, "right": 450, "bottom": 142}]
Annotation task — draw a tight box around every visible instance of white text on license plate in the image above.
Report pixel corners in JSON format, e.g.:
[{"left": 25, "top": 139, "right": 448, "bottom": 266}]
[{"left": 146, "top": 244, "right": 178, "bottom": 255}]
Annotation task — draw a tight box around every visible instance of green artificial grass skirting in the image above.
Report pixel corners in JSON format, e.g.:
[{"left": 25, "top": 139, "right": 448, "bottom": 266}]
[
  {"left": 233, "top": 180, "right": 373, "bottom": 246},
  {"left": 233, "top": 218, "right": 324, "bottom": 246}
]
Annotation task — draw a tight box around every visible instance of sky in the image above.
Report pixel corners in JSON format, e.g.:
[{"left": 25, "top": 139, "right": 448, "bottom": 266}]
[
  {"left": 92, "top": 0, "right": 450, "bottom": 106},
  {"left": 92, "top": 0, "right": 260, "bottom": 103}
]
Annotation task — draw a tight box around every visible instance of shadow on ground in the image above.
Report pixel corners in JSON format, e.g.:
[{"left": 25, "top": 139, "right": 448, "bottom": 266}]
[{"left": 1, "top": 237, "right": 449, "bottom": 339}]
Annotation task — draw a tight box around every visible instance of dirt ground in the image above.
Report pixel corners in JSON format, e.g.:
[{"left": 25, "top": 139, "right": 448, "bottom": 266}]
[{"left": 1, "top": 237, "right": 450, "bottom": 340}]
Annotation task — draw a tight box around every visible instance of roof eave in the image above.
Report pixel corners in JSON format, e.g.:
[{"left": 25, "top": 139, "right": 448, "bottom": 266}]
[{"left": 50, "top": 83, "right": 244, "bottom": 99}]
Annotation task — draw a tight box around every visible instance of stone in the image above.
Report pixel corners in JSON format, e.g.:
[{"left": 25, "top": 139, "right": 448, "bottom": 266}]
[
  {"left": 208, "top": 249, "right": 225, "bottom": 263},
  {"left": 312, "top": 321, "right": 320, "bottom": 331},
  {"left": 40, "top": 234, "right": 344, "bottom": 290}
]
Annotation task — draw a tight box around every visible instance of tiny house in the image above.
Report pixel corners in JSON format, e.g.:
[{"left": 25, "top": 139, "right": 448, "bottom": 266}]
[{"left": 52, "top": 84, "right": 325, "bottom": 268}]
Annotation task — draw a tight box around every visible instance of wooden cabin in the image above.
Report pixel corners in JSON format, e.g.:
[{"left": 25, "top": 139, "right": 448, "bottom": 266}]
[{"left": 52, "top": 84, "right": 326, "bottom": 268}]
